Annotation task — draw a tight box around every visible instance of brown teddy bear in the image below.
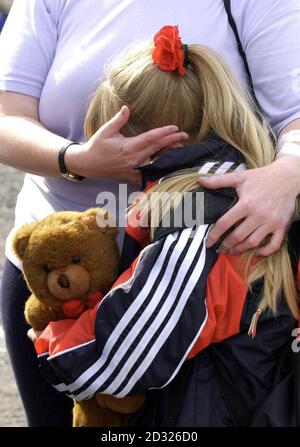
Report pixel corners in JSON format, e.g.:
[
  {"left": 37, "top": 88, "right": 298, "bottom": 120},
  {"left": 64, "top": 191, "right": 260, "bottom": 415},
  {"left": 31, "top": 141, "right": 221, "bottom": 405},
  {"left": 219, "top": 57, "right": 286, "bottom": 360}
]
[{"left": 12, "top": 208, "right": 145, "bottom": 427}]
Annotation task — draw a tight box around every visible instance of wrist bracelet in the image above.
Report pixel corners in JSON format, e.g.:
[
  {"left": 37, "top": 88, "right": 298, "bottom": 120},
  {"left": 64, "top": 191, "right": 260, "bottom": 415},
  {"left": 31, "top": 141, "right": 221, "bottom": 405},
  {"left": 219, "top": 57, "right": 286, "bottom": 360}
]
[
  {"left": 278, "top": 130, "right": 300, "bottom": 145},
  {"left": 276, "top": 130, "right": 300, "bottom": 158},
  {"left": 58, "top": 141, "right": 85, "bottom": 182},
  {"left": 277, "top": 142, "right": 300, "bottom": 158}
]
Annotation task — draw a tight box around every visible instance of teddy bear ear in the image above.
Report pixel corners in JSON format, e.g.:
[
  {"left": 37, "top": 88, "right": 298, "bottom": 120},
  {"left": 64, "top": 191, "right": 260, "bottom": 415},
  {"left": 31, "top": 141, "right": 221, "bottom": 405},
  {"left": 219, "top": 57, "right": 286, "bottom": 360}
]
[
  {"left": 81, "top": 208, "right": 118, "bottom": 239},
  {"left": 12, "top": 221, "right": 39, "bottom": 260}
]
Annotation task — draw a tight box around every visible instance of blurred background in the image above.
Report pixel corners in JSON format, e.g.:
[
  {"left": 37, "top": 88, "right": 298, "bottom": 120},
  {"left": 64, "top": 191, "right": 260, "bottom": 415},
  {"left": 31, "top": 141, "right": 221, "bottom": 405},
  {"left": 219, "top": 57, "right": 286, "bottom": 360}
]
[
  {"left": 0, "top": 0, "right": 12, "bottom": 31},
  {"left": 0, "top": 0, "right": 27, "bottom": 426}
]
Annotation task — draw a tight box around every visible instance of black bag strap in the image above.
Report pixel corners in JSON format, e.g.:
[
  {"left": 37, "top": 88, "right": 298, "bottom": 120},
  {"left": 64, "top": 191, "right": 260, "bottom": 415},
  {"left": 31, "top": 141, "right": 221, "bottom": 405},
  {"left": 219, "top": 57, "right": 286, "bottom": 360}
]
[{"left": 223, "top": 0, "right": 261, "bottom": 112}]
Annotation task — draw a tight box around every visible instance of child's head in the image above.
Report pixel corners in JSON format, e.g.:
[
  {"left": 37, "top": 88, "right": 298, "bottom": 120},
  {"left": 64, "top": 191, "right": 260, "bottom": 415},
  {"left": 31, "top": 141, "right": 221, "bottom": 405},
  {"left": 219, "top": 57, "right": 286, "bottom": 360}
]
[
  {"left": 84, "top": 26, "right": 274, "bottom": 169},
  {"left": 85, "top": 25, "right": 299, "bottom": 319},
  {"left": 85, "top": 40, "right": 202, "bottom": 141}
]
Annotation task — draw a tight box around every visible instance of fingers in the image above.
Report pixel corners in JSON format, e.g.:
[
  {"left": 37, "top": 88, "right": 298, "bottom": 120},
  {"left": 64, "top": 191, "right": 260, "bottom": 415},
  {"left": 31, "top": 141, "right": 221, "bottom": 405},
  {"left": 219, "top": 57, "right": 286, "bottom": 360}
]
[
  {"left": 226, "top": 224, "right": 269, "bottom": 254},
  {"left": 206, "top": 203, "right": 246, "bottom": 247},
  {"left": 255, "top": 230, "right": 285, "bottom": 257},
  {"left": 27, "top": 328, "right": 42, "bottom": 343},
  {"left": 199, "top": 172, "right": 243, "bottom": 190},
  {"left": 203, "top": 164, "right": 296, "bottom": 256},
  {"left": 27, "top": 328, "right": 34, "bottom": 342},
  {"left": 218, "top": 217, "right": 259, "bottom": 252},
  {"left": 100, "top": 105, "right": 130, "bottom": 138},
  {"left": 220, "top": 226, "right": 284, "bottom": 256},
  {"left": 135, "top": 132, "right": 189, "bottom": 164},
  {"left": 124, "top": 125, "right": 188, "bottom": 161}
]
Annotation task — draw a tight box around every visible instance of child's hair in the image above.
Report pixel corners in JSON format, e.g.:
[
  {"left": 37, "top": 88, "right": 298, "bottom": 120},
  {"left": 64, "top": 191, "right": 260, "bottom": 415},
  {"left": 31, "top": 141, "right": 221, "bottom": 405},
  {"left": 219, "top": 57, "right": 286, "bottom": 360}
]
[{"left": 84, "top": 40, "right": 299, "bottom": 318}]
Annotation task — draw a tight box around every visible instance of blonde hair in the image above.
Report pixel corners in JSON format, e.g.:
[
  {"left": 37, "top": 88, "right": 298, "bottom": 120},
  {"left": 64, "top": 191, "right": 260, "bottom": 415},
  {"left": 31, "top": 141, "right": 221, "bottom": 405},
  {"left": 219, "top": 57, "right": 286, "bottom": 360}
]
[{"left": 84, "top": 41, "right": 299, "bottom": 318}]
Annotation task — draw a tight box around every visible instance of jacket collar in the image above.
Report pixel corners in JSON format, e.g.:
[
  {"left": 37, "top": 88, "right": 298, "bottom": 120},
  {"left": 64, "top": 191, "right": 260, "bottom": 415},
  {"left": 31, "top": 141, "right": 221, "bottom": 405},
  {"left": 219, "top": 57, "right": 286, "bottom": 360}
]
[{"left": 139, "top": 137, "right": 245, "bottom": 187}]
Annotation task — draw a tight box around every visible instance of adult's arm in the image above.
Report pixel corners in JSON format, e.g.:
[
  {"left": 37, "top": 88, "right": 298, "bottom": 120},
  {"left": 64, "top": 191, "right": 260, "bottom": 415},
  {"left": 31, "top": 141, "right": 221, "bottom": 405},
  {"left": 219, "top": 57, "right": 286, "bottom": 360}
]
[
  {"left": 0, "top": 0, "right": 187, "bottom": 182},
  {"left": 201, "top": 0, "right": 300, "bottom": 256},
  {"left": 0, "top": 92, "right": 187, "bottom": 182}
]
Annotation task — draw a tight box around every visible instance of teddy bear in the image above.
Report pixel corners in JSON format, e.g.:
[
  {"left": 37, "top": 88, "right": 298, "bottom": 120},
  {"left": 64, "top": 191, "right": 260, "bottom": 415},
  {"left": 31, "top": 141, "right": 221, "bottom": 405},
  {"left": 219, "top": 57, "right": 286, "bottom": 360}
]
[{"left": 12, "top": 208, "right": 145, "bottom": 427}]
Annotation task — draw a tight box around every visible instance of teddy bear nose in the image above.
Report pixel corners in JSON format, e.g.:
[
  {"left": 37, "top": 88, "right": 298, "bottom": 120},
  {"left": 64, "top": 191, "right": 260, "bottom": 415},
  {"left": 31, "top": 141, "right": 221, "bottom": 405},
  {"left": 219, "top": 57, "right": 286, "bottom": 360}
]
[{"left": 57, "top": 274, "right": 70, "bottom": 289}]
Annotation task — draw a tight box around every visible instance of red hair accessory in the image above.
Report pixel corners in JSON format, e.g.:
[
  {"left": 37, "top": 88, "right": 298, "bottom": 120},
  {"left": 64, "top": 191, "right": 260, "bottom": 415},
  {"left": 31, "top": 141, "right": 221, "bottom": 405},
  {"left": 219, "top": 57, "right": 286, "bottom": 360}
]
[{"left": 152, "top": 25, "right": 188, "bottom": 76}]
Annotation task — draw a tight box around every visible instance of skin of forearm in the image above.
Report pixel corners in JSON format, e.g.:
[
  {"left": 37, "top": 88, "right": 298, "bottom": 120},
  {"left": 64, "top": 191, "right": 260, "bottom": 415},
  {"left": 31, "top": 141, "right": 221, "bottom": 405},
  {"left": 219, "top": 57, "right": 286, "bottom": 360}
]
[
  {"left": 0, "top": 115, "right": 70, "bottom": 176},
  {"left": 1, "top": 109, "right": 299, "bottom": 182}
]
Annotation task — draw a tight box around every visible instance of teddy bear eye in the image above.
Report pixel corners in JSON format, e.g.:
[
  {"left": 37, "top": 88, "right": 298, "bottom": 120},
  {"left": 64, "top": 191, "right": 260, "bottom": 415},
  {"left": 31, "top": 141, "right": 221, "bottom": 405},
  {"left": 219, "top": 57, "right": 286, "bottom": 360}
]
[
  {"left": 43, "top": 264, "right": 51, "bottom": 273},
  {"left": 72, "top": 256, "right": 81, "bottom": 264}
]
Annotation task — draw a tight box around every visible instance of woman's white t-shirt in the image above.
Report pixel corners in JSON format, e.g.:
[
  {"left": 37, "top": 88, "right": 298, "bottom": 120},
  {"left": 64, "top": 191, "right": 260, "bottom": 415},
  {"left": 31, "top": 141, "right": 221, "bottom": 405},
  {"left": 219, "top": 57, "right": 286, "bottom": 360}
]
[{"left": 0, "top": 0, "right": 300, "bottom": 268}]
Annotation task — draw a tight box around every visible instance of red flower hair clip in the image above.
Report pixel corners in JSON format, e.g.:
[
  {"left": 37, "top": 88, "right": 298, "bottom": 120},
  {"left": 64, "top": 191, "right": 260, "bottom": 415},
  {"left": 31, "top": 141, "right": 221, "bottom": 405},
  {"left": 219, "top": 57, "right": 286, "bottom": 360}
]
[{"left": 152, "top": 25, "right": 188, "bottom": 76}]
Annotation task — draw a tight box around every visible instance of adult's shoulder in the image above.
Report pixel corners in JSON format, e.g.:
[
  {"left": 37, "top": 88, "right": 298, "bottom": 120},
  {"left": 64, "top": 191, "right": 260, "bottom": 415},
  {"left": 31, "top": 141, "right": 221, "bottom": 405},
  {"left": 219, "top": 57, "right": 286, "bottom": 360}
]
[{"left": 231, "top": 0, "right": 300, "bottom": 41}]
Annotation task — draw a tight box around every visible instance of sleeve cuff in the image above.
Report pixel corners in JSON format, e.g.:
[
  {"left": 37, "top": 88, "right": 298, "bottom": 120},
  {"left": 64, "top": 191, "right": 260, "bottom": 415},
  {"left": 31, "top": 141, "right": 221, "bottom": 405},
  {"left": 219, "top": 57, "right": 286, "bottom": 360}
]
[{"left": 0, "top": 80, "right": 41, "bottom": 98}]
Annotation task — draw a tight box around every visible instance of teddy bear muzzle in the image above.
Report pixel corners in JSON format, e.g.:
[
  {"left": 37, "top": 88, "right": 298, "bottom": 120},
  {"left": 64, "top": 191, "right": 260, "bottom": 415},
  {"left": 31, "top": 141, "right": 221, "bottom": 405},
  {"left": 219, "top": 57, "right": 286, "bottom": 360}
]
[{"left": 47, "top": 264, "right": 90, "bottom": 300}]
